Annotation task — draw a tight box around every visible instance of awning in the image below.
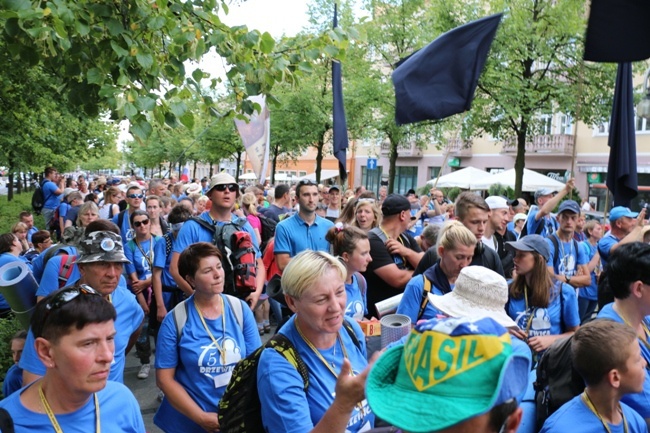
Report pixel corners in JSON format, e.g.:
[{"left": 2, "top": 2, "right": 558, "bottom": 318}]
[{"left": 300, "top": 170, "right": 341, "bottom": 182}]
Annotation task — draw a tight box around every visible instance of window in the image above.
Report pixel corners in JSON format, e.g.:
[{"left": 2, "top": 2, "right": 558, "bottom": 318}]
[
  {"left": 428, "top": 167, "right": 441, "bottom": 180},
  {"left": 394, "top": 167, "right": 418, "bottom": 195},
  {"left": 540, "top": 114, "right": 552, "bottom": 135},
  {"left": 362, "top": 166, "right": 383, "bottom": 195},
  {"left": 559, "top": 115, "right": 573, "bottom": 135}
]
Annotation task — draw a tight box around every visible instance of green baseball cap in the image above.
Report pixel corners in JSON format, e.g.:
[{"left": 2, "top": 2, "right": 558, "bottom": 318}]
[
  {"left": 366, "top": 317, "right": 529, "bottom": 433},
  {"left": 76, "top": 231, "right": 130, "bottom": 264}
]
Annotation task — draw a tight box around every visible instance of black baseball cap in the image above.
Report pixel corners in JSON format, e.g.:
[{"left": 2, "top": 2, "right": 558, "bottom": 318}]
[{"left": 382, "top": 194, "right": 411, "bottom": 216}]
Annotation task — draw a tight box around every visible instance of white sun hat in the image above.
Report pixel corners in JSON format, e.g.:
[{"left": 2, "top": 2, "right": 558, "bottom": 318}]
[{"left": 427, "top": 266, "right": 517, "bottom": 328}]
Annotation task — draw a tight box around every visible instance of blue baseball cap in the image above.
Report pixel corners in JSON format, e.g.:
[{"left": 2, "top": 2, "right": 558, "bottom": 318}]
[
  {"left": 366, "top": 317, "right": 529, "bottom": 433},
  {"left": 505, "top": 234, "right": 551, "bottom": 261},
  {"left": 609, "top": 206, "right": 638, "bottom": 222},
  {"left": 534, "top": 188, "right": 556, "bottom": 200},
  {"left": 557, "top": 200, "right": 580, "bottom": 215}
]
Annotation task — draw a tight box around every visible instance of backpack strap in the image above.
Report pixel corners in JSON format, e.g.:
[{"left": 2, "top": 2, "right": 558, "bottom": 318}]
[
  {"left": 223, "top": 294, "right": 244, "bottom": 330},
  {"left": 550, "top": 234, "right": 560, "bottom": 273},
  {"left": 58, "top": 255, "right": 76, "bottom": 288},
  {"left": 172, "top": 298, "right": 190, "bottom": 340},
  {"left": 369, "top": 226, "right": 387, "bottom": 243},
  {"left": 0, "top": 408, "right": 14, "bottom": 433},
  {"left": 268, "top": 334, "right": 309, "bottom": 391},
  {"left": 164, "top": 232, "right": 173, "bottom": 257},
  {"left": 341, "top": 319, "right": 362, "bottom": 351},
  {"left": 417, "top": 275, "right": 433, "bottom": 321},
  {"left": 559, "top": 281, "right": 565, "bottom": 333},
  {"left": 354, "top": 272, "right": 367, "bottom": 299},
  {"left": 117, "top": 209, "right": 127, "bottom": 231}
]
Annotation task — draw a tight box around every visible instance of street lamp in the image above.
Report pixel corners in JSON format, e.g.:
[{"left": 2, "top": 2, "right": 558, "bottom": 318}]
[{"left": 637, "top": 66, "right": 650, "bottom": 119}]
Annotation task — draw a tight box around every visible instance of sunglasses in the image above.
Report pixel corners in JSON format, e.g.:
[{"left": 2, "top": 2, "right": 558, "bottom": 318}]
[
  {"left": 127, "top": 194, "right": 145, "bottom": 199},
  {"left": 45, "top": 284, "right": 100, "bottom": 312},
  {"left": 213, "top": 184, "right": 238, "bottom": 192},
  {"left": 133, "top": 219, "right": 150, "bottom": 227}
]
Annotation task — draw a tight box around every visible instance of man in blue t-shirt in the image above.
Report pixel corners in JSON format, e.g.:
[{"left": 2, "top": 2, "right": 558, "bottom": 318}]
[
  {"left": 112, "top": 184, "right": 145, "bottom": 244},
  {"left": 170, "top": 172, "right": 266, "bottom": 307},
  {"left": 40, "top": 167, "right": 64, "bottom": 228},
  {"left": 274, "top": 180, "right": 334, "bottom": 271},
  {"left": 597, "top": 206, "right": 646, "bottom": 266},
  {"left": 546, "top": 199, "right": 590, "bottom": 289},
  {"left": 263, "top": 184, "right": 292, "bottom": 222},
  {"left": 525, "top": 178, "right": 575, "bottom": 238}
]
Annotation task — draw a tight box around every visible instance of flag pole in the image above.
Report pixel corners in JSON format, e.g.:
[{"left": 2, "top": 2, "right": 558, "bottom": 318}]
[
  {"left": 432, "top": 129, "right": 459, "bottom": 189},
  {"left": 569, "top": 61, "right": 585, "bottom": 200}
]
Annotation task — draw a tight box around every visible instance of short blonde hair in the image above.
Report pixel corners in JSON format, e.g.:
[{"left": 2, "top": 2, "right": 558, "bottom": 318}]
[
  {"left": 437, "top": 220, "right": 477, "bottom": 251},
  {"left": 241, "top": 192, "right": 258, "bottom": 216},
  {"left": 282, "top": 250, "right": 346, "bottom": 299}
]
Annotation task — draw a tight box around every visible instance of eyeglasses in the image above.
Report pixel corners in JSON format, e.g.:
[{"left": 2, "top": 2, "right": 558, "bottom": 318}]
[
  {"left": 42, "top": 238, "right": 52, "bottom": 243},
  {"left": 133, "top": 219, "right": 150, "bottom": 228},
  {"left": 45, "top": 284, "right": 100, "bottom": 312},
  {"left": 127, "top": 194, "right": 144, "bottom": 199},
  {"left": 213, "top": 184, "right": 238, "bottom": 192},
  {"left": 356, "top": 198, "right": 376, "bottom": 208}
]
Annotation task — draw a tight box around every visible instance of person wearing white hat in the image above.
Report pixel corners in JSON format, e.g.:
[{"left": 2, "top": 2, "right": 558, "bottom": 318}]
[{"left": 513, "top": 213, "right": 527, "bottom": 239}]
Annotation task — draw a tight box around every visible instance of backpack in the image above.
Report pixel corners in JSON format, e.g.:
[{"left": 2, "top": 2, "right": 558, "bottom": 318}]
[
  {"left": 192, "top": 217, "right": 257, "bottom": 299},
  {"left": 31, "top": 179, "right": 46, "bottom": 215},
  {"left": 548, "top": 234, "right": 579, "bottom": 276},
  {"left": 257, "top": 214, "right": 276, "bottom": 253},
  {"left": 417, "top": 275, "right": 434, "bottom": 321},
  {"left": 171, "top": 294, "right": 244, "bottom": 340},
  {"left": 533, "top": 335, "right": 584, "bottom": 431},
  {"left": 217, "top": 320, "right": 361, "bottom": 433},
  {"left": 57, "top": 255, "right": 77, "bottom": 289},
  {"left": 163, "top": 232, "right": 174, "bottom": 256}
]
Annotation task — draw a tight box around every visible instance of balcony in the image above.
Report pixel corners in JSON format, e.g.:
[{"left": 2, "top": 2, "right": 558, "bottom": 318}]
[
  {"left": 446, "top": 138, "right": 473, "bottom": 157},
  {"left": 501, "top": 134, "right": 575, "bottom": 156},
  {"left": 379, "top": 139, "right": 423, "bottom": 158}
]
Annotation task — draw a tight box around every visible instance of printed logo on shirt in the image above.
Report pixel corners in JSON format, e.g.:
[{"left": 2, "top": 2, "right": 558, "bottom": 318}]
[
  {"left": 558, "top": 252, "right": 576, "bottom": 277},
  {"left": 331, "top": 389, "right": 372, "bottom": 432},
  {"left": 514, "top": 308, "right": 552, "bottom": 337},
  {"left": 197, "top": 336, "right": 242, "bottom": 388},
  {"left": 346, "top": 300, "right": 364, "bottom": 321}
]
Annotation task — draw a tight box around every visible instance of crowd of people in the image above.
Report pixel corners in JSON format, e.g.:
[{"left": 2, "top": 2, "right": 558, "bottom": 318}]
[{"left": 0, "top": 167, "right": 650, "bottom": 433}]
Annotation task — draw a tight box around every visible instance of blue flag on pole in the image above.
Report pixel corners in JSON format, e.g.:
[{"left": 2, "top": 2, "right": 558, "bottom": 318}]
[
  {"left": 332, "top": 3, "right": 349, "bottom": 183},
  {"left": 392, "top": 13, "right": 502, "bottom": 125},
  {"left": 606, "top": 63, "right": 638, "bottom": 207}
]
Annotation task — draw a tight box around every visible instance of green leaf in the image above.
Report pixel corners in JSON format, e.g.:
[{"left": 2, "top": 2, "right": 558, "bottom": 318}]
[
  {"left": 87, "top": 68, "right": 103, "bottom": 85},
  {"left": 136, "top": 52, "right": 154, "bottom": 70},
  {"left": 180, "top": 112, "right": 194, "bottom": 129},
  {"left": 170, "top": 101, "right": 187, "bottom": 117},
  {"left": 124, "top": 102, "right": 138, "bottom": 118},
  {"left": 75, "top": 19, "right": 90, "bottom": 36},
  {"left": 164, "top": 112, "right": 179, "bottom": 128},
  {"left": 105, "top": 18, "right": 123, "bottom": 36},
  {"left": 260, "top": 32, "right": 275, "bottom": 54},
  {"left": 297, "top": 62, "right": 313, "bottom": 73},
  {"left": 4, "top": 0, "right": 31, "bottom": 11},
  {"left": 148, "top": 16, "right": 166, "bottom": 30},
  {"left": 323, "top": 45, "right": 339, "bottom": 57},
  {"left": 245, "top": 82, "right": 260, "bottom": 96},
  {"left": 135, "top": 96, "right": 156, "bottom": 111},
  {"left": 153, "top": 106, "right": 165, "bottom": 125},
  {"left": 131, "top": 119, "right": 153, "bottom": 140},
  {"left": 192, "top": 68, "right": 204, "bottom": 82},
  {"left": 110, "top": 41, "right": 129, "bottom": 57}
]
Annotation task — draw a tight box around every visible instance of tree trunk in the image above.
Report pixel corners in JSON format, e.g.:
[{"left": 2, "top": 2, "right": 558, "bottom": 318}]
[
  {"left": 16, "top": 172, "right": 22, "bottom": 194},
  {"left": 235, "top": 151, "right": 242, "bottom": 183},
  {"left": 7, "top": 172, "right": 14, "bottom": 202},
  {"left": 168, "top": 161, "right": 172, "bottom": 178},
  {"left": 193, "top": 160, "right": 197, "bottom": 180},
  {"left": 315, "top": 140, "right": 324, "bottom": 185},
  {"left": 514, "top": 119, "right": 528, "bottom": 197},
  {"left": 388, "top": 139, "right": 398, "bottom": 194},
  {"left": 209, "top": 162, "right": 215, "bottom": 177},
  {"left": 271, "top": 143, "right": 280, "bottom": 185}
]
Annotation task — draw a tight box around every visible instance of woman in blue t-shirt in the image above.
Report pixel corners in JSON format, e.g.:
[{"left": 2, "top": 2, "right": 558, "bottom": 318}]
[
  {"left": 326, "top": 223, "right": 371, "bottom": 320},
  {"left": 257, "top": 250, "right": 375, "bottom": 433},
  {"left": 154, "top": 242, "right": 261, "bottom": 433},
  {"left": 505, "top": 235, "right": 580, "bottom": 355}
]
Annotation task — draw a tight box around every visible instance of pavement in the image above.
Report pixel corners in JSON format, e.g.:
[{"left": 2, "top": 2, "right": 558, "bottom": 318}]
[{"left": 124, "top": 326, "right": 275, "bottom": 432}]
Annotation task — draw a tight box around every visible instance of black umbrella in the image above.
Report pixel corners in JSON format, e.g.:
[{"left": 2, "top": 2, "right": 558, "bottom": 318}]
[{"left": 606, "top": 63, "right": 638, "bottom": 207}]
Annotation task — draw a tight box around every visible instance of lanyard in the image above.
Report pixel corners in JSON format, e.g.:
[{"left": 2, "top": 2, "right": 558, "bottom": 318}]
[
  {"left": 194, "top": 296, "right": 227, "bottom": 365},
  {"left": 379, "top": 226, "right": 407, "bottom": 267},
  {"left": 617, "top": 311, "right": 650, "bottom": 353},
  {"left": 39, "top": 383, "right": 100, "bottom": 433},
  {"left": 523, "top": 287, "right": 536, "bottom": 336},
  {"left": 134, "top": 237, "right": 154, "bottom": 270},
  {"left": 581, "top": 391, "right": 628, "bottom": 433}
]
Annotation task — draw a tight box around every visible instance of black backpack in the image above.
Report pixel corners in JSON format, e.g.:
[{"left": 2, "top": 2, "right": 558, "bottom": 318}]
[
  {"left": 533, "top": 335, "right": 584, "bottom": 431},
  {"left": 218, "top": 321, "right": 361, "bottom": 433},
  {"left": 31, "top": 179, "right": 46, "bottom": 215},
  {"left": 548, "top": 234, "right": 579, "bottom": 275},
  {"left": 518, "top": 216, "right": 545, "bottom": 238},
  {"left": 191, "top": 217, "right": 257, "bottom": 298},
  {"left": 257, "top": 214, "right": 276, "bottom": 253}
]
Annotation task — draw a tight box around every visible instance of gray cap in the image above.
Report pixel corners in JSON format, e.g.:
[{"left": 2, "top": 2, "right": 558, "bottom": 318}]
[
  {"left": 76, "top": 231, "right": 130, "bottom": 264},
  {"left": 505, "top": 234, "right": 550, "bottom": 261}
]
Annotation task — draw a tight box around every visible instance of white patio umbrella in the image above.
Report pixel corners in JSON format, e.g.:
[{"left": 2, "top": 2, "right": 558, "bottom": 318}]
[
  {"left": 239, "top": 172, "right": 257, "bottom": 180},
  {"left": 470, "top": 168, "right": 566, "bottom": 192},
  {"left": 428, "top": 166, "right": 493, "bottom": 189}
]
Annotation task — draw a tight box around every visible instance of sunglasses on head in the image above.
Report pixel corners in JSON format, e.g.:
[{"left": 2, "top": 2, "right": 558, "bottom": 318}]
[
  {"left": 127, "top": 193, "right": 144, "bottom": 199},
  {"left": 297, "top": 180, "right": 316, "bottom": 187},
  {"left": 45, "top": 284, "right": 100, "bottom": 313},
  {"left": 133, "top": 219, "right": 150, "bottom": 227},
  {"left": 214, "top": 184, "right": 238, "bottom": 192}
]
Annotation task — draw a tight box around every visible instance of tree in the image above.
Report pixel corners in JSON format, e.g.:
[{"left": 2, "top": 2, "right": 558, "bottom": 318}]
[
  {"left": 1, "top": 0, "right": 354, "bottom": 141},
  {"left": 426, "top": 0, "right": 617, "bottom": 196}
]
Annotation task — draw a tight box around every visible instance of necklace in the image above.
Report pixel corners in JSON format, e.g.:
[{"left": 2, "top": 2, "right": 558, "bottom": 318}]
[
  {"left": 581, "top": 390, "right": 628, "bottom": 433},
  {"left": 194, "top": 296, "right": 227, "bottom": 365},
  {"left": 39, "top": 383, "right": 100, "bottom": 433}
]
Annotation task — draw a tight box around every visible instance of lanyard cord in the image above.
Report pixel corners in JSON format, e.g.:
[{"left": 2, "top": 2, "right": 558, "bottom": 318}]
[
  {"left": 134, "top": 237, "right": 154, "bottom": 269},
  {"left": 523, "top": 286, "right": 536, "bottom": 336},
  {"left": 194, "top": 296, "right": 227, "bottom": 365},
  {"left": 39, "top": 383, "right": 100, "bottom": 433},
  {"left": 379, "top": 226, "right": 407, "bottom": 266},
  {"left": 617, "top": 310, "right": 650, "bottom": 352},
  {"left": 581, "top": 391, "right": 628, "bottom": 433}
]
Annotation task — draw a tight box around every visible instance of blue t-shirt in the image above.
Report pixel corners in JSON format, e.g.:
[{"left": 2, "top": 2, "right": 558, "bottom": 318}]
[
  {"left": 42, "top": 180, "right": 61, "bottom": 210},
  {"left": 507, "top": 281, "right": 579, "bottom": 337},
  {"left": 173, "top": 212, "right": 261, "bottom": 258},
  {"left": 525, "top": 207, "right": 558, "bottom": 238},
  {"left": 21, "top": 281, "right": 143, "bottom": 383},
  {"left": 36, "top": 254, "right": 83, "bottom": 297},
  {"left": 112, "top": 210, "right": 135, "bottom": 244},
  {"left": 274, "top": 213, "right": 334, "bottom": 257},
  {"left": 66, "top": 205, "right": 81, "bottom": 226},
  {"left": 0, "top": 253, "right": 22, "bottom": 310},
  {"left": 264, "top": 204, "right": 292, "bottom": 223},
  {"left": 27, "top": 226, "right": 39, "bottom": 243},
  {"left": 546, "top": 234, "right": 588, "bottom": 277},
  {"left": 58, "top": 201, "right": 71, "bottom": 223},
  {"left": 597, "top": 304, "right": 650, "bottom": 418},
  {"left": 597, "top": 232, "right": 620, "bottom": 267},
  {"left": 30, "top": 245, "right": 77, "bottom": 284},
  {"left": 257, "top": 316, "right": 374, "bottom": 433},
  {"left": 396, "top": 274, "right": 447, "bottom": 323},
  {"left": 0, "top": 380, "right": 145, "bottom": 432},
  {"left": 2, "top": 363, "right": 23, "bottom": 397},
  {"left": 153, "top": 234, "right": 178, "bottom": 309},
  {"left": 540, "top": 394, "right": 647, "bottom": 433},
  {"left": 345, "top": 274, "right": 367, "bottom": 320},
  {"left": 154, "top": 294, "right": 261, "bottom": 433},
  {"left": 125, "top": 236, "right": 160, "bottom": 281},
  {"left": 579, "top": 241, "right": 599, "bottom": 301}
]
